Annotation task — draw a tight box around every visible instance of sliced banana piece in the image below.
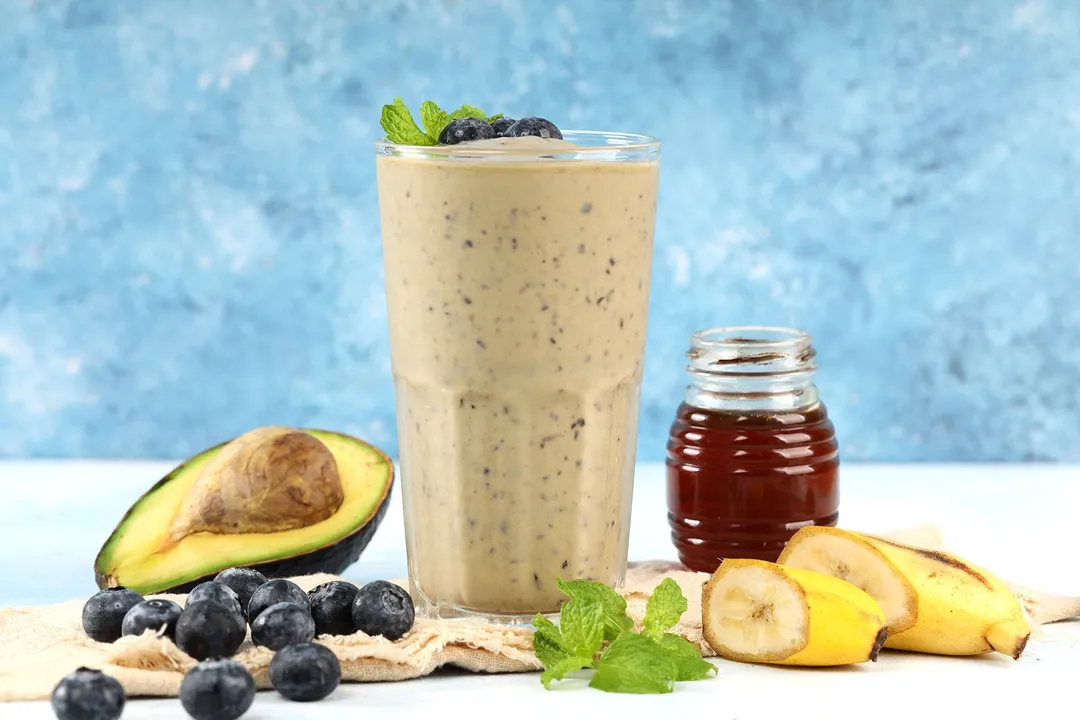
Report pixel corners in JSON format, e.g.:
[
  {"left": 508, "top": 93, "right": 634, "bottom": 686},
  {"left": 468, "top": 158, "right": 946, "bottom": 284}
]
[{"left": 701, "top": 558, "right": 888, "bottom": 667}]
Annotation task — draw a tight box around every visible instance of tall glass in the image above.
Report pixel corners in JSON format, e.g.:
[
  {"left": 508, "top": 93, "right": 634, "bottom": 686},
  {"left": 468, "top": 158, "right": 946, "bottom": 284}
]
[{"left": 375, "top": 132, "right": 661, "bottom": 621}]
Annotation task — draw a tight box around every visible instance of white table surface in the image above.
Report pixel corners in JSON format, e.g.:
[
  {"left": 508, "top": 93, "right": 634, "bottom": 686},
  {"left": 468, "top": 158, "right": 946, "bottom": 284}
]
[{"left": 1, "top": 460, "right": 1078, "bottom": 719}]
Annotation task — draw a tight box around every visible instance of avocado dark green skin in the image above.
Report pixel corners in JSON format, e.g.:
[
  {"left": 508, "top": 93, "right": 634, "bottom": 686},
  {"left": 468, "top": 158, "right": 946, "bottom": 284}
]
[{"left": 93, "top": 430, "right": 393, "bottom": 594}]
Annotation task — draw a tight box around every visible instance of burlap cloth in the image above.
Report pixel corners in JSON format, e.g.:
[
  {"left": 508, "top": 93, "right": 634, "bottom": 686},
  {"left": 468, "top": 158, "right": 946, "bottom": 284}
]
[{"left": 2, "top": 527, "right": 1077, "bottom": 702}]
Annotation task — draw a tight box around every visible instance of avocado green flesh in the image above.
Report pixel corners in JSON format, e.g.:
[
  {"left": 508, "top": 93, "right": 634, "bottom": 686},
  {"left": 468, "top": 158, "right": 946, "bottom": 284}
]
[{"left": 94, "top": 430, "right": 393, "bottom": 595}]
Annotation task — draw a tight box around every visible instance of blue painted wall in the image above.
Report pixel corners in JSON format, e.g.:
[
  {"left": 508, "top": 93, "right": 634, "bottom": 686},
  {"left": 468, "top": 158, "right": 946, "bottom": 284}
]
[{"left": 1, "top": 0, "right": 1078, "bottom": 462}]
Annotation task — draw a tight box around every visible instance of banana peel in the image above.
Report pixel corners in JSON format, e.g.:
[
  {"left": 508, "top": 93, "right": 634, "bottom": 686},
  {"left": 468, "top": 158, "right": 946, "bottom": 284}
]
[
  {"left": 876, "top": 524, "right": 1080, "bottom": 627},
  {"left": 777, "top": 526, "right": 1032, "bottom": 659}
]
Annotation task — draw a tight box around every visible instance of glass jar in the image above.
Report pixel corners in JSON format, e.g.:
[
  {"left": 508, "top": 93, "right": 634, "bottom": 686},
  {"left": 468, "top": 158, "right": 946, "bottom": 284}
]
[{"left": 665, "top": 326, "right": 840, "bottom": 573}]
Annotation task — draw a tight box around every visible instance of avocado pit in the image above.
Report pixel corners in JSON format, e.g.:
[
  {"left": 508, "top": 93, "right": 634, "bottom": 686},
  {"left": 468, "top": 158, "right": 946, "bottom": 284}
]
[{"left": 162, "top": 426, "right": 345, "bottom": 549}]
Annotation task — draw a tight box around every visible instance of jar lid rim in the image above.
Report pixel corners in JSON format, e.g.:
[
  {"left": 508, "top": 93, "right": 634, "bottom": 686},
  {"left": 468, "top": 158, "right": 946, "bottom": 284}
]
[{"left": 691, "top": 326, "right": 811, "bottom": 348}]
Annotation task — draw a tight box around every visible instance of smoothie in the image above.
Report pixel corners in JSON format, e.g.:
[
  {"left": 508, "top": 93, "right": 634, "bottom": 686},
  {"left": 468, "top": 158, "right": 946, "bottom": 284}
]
[{"left": 376, "top": 133, "right": 660, "bottom": 617}]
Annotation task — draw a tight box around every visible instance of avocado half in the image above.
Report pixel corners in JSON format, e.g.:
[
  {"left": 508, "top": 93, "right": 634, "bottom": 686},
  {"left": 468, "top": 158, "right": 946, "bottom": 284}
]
[{"left": 94, "top": 426, "right": 393, "bottom": 595}]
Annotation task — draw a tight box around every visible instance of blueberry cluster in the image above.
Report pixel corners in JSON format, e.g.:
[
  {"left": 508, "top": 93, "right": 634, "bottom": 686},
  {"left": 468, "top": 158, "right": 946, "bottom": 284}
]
[
  {"left": 438, "top": 116, "right": 563, "bottom": 145},
  {"left": 60, "top": 571, "right": 416, "bottom": 720}
]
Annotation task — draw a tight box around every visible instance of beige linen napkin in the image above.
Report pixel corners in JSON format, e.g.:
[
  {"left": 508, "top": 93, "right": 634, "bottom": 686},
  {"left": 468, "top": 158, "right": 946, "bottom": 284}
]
[
  {"left": 1, "top": 528, "right": 1076, "bottom": 702},
  {"left": 0, "top": 561, "right": 706, "bottom": 701}
]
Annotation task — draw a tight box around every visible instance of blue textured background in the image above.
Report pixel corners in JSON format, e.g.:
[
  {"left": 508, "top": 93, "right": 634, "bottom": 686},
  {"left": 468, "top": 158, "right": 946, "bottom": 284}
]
[{"left": 1, "top": 0, "right": 1078, "bottom": 462}]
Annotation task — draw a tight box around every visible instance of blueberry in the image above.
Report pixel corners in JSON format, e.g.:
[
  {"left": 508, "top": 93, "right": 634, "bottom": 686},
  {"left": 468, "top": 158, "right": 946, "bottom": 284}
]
[
  {"left": 187, "top": 581, "right": 245, "bottom": 621},
  {"left": 247, "top": 579, "right": 309, "bottom": 622},
  {"left": 179, "top": 659, "right": 255, "bottom": 720},
  {"left": 491, "top": 117, "right": 516, "bottom": 136},
  {"left": 504, "top": 117, "right": 563, "bottom": 140},
  {"left": 175, "top": 600, "right": 247, "bottom": 661},
  {"left": 213, "top": 568, "right": 267, "bottom": 613},
  {"left": 250, "top": 602, "right": 315, "bottom": 651},
  {"left": 308, "top": 581, "right": 359, "bottom": 636},
  {"left": 352, "top": 580, "right": 415, "bottom": 641},
  {"left": 121, "top": 598, "right": 182, "bottom": 640},
  {"left": 81, "top": 587, "right": 144, "bottom": 643},
  {"left": 51, "top": 667, "right": 125, "bottom": 720},
  {"left": 269, "top": 642, "right": 341, "bottom": 702},
  {"left": 437, "top": 117, "right": 496, "bottom": 145}
]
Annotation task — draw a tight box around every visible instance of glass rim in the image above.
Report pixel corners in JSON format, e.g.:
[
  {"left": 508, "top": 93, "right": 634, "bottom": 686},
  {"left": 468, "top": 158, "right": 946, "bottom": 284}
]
[
  {"left": 374, "top": 130, "right": 661, "bottom": 160},
  {"left": 691, "top": 326, "right": 812, "bottom": 349}
]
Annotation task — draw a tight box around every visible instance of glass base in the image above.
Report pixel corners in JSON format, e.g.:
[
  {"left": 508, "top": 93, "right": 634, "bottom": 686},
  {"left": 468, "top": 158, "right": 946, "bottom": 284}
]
[{"left": 413, "top": 588, "right": 559, "bottom": 626}]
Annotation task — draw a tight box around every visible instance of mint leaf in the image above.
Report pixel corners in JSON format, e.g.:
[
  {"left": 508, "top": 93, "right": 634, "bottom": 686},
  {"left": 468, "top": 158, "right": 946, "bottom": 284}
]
[
  {"left": 642, "top": 577, "right": 688, "bottom": 641},
  {"left": 533, "top": 598, "right": 605, "bottom": 691},
  {"left": 419, "top": 100, "right": 450, "bottom": 142},
  {"left": 589, "top": 632, "right": 678, "bottom": 694},
  {"left": 556, "top": 578, "right": 633, "bottom": 642},
  {"left": 560, "top": 599, "right": 604, "bottom": 659},
  {"left": 380, "top": 97, "right": 435, "bottom": 146},
  {"left": 536, "top": 576, "right": 713, "bottom": 694},
  {"left": 657, "top": 633, "right": 716, "bottom": 681},
  {"left": 540, "top": 655, "right": 591, "bottom": 690},
  {"left": 447, "top": 103, "right": 488, "bottom": 122},
  {"left": 531, "top": 614, "right": 571, "bottom": 669}
]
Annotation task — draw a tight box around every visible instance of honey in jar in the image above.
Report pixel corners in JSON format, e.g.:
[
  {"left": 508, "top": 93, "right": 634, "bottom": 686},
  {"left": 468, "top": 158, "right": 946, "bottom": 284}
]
[{"left": 665, "top": 326, "right": 839, "bottom": 573}]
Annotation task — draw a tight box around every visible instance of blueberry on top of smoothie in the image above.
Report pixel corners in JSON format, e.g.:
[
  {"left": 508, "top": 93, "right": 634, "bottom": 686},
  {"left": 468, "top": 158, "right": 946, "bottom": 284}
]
[
  {"left": 51, "top": 667, "right": 125, "bottom": 720},
  {"left": 504, "top": 117, "right": 563, "bottom": 140},
  {"left": 81, "top": 587, "right": 144, "bottom": 643},
  {"left": 438, "top": 117, "right": 496, "bottom": 145},
  {"left": 491, "top": 116, "right": 516, "bottom": 136},
  {"left": 121, "top": 598, "right": 182, "bottom": 640},
  {"left": 352, "top": 580, "right": 415, "bottom": 641}
]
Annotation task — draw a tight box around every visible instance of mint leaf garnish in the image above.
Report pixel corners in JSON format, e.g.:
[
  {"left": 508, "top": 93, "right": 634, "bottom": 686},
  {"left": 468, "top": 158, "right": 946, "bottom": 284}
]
[
  {"left": 447, "top": 103, "right": 488, "bottom": 122},
  {"left": 589, "top": 632, "right": 678, "bottom": 694},
  {"left": 380, "top": 97, "right": 435, "bottom": 146},
  {"left": 642, "top": 577, "right": 688, "bottom": 641},
  {"left": 556, "top": 578, "right": 633, "bottom": 642},
  {"left": 381, "top": 99, "right": 508, "bottom": 144},
  {"left": 419, "top": 100, "right": 450, "bottom": 142},
  {"left": 657, "top": 633, "right": 717, "bottom": 681}
]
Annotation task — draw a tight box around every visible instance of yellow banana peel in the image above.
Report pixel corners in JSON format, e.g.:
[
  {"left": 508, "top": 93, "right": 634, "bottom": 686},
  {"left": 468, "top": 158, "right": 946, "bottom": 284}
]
[{"left": 778, "top": 526, "right": 1031, "bottom": 659}]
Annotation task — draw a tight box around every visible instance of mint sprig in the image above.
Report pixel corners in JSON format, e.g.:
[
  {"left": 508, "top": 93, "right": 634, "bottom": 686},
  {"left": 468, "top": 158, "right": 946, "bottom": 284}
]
[
  {"left": 533, "top": 600, "right": 605, "bottom": 689},
  {"left": 642, "top": 577, "right": 688, "bottom": 641},
  {"left": 380, "top": 97, "right": 435, "bottom": 146},
  {"left": 556, "top": 577, "right": 634, "bottom": 642},
  {"left": 380, "top": 98, "right": 504, "bottom": 145},
  {"left": 589, "top": 632, "right": 678, "bottom": 694},
  {"left": 531, "top": 576, "right": 716, "bottom": 694},
  {"left": 419, "top": 100, "right": 449, "bottom": 141}
]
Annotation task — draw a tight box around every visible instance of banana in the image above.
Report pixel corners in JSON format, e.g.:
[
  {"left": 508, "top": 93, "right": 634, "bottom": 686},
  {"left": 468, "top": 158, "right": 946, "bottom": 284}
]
[
  {"left": 701, "top": 558, "right": 888, "bottom": 666},
  {"left": 776, "top": 526, "right": 1030, "bottom": 659}
]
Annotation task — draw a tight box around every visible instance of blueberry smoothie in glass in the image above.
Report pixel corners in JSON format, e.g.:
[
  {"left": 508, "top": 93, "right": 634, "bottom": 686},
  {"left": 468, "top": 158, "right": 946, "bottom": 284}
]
[{"left": 375, "top": 101, "right": 661, "bottom": 620}]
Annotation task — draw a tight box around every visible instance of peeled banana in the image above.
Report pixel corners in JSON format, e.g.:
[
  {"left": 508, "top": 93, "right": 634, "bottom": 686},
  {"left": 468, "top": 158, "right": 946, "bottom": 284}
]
[
  {"left": 701, "top": 558, "right": 888, "bottom": 666},
  {"left": 777, "top": 526, "right": 1030, "bottom": 659}
]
